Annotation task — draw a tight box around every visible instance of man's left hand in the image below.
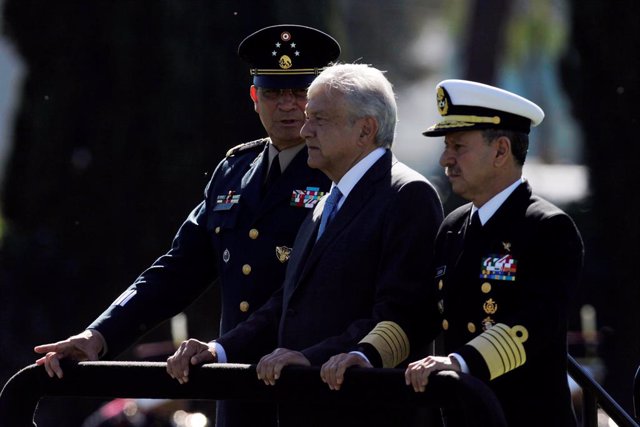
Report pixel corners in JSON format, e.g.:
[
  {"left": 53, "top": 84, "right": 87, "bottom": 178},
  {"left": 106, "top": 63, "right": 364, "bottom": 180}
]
[{"left": 256, "top": 348, "right": 310, "bottom": 386}]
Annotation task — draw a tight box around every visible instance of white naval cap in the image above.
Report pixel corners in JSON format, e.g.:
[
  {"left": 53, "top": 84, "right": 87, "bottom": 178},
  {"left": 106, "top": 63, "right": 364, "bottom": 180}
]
[{"left": 422, "top": 79, "right": 545, "bottom": 137}]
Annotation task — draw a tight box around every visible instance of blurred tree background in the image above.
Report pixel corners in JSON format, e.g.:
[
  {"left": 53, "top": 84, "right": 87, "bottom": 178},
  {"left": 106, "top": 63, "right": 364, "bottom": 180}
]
[{"left": 0, "top": 0, "right": 638, "bottom": 424}]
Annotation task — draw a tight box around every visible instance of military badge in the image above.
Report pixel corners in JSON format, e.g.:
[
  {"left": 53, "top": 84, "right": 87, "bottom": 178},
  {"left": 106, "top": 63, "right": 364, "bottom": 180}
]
[
  {"left": 480, "top": 254, "right": 517, "bottom": 281},
  {"left": 276, "top": 246, "right": 292, "bottom": 263},
  {"left": 502, "top": 241, "right": 512, "bottom": 252},
  {"left": 483, "top": 298, "right": 498, "bottom": 315},
  {"left": 272, "top": 31, "right": 301, "bottom": 70},
  {"left": 482, "top": 316, "right": 496, "bottom": 331},
  {"left": 214, "top": 190, "right": 241, "bottom": 211},
  {"left": 290, "top": 186, "right": 326, "bottom": 208},
  {"left": 437, "top": 86, "right": 449, "bottom": 115},
  {"left": 223, "top": 248, "right": 231, "bottom": 263}
]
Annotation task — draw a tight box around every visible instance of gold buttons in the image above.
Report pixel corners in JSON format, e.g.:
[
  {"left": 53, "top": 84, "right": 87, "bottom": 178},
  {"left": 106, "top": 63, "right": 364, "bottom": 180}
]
[
  {"left": 467, "top": 322, "right": 476, "bottom": 333},
  {"left": 438, "top": 279, "right": 444, "bottom": 290},
  {"left": 481, "top": 282, "right": 492, "bottom": 293},
  {"left": 249, "top": 229, "right": 259, "bottom": 239},
  {"left": 215, "top": 226, "right": 221, "bottom": 234},
  {"left": 239, "top": 301, "right": 250, "bottom": 312},
  {"left": 242, "top": 264, "right": 252, "bottom": 275},
  {"left": 442, "top": 319, "right": 449, "bottom": 330}
]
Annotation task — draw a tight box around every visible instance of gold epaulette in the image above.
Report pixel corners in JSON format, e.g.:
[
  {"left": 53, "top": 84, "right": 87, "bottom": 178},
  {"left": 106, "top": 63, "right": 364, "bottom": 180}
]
[
  {"left": 359, "top": 321, "right": 410, "bottom": 368},
  {"left": 225, "top": 138, "right": 268, "bottom": 157},
  {"left": 467, "top": 323, "right": 529, "bottom": 380}
]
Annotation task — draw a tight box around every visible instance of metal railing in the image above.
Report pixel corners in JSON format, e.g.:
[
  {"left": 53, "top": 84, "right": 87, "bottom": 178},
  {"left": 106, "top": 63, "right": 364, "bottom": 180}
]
[
  {"left": 567, "top": 355, "right": 639, "bottom": 427},
  {"left": 634, "top": 364, "right": 640, "bottom": 421},
  {"left": 0, "top": 361, "right": 508, "bottom": 427},
  {"left": 1, "top": 357, "right": 637, "bottom": 426}
]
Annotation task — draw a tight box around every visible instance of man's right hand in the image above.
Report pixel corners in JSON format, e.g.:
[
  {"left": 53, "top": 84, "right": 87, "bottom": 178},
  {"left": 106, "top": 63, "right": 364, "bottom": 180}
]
[
  {"left": 166, "top": 338, "right": 217, "bottom": 384},
  {"left": 34, "top": 329, "right": 104, "bottom": 379}
]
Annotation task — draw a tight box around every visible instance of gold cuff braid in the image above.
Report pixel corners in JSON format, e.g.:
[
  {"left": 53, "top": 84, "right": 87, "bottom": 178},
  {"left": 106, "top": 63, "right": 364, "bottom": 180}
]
[
  {"left": 359, "top": 321, "right": 410, "bottom": 368},
  {"left": 467, "top": 323, "right": 528, "bottom": 380}
]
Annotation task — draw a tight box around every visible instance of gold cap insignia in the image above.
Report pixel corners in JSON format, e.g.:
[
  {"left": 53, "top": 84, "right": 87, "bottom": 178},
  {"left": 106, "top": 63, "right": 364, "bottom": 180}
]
[
  {"left": 279, "top": 55, "right": 292, "bottom": 69},
  {"left": 437, "top": 86, "right": 449, "bottom": 116},
  {"left": 276, "top": 246, "right": 292, "bottom": 263}
]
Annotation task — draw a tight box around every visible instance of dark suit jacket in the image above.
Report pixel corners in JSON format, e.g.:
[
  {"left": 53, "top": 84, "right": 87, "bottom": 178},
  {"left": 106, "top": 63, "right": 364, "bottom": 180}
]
[
  {"left": 88, "top": 138, "right": 330, "bottom": 427},
  {"left": 433, "top": 181, "right": 583, "bottom": 427},
  {"left": 217, "top": 150, "right": 444, "bottom": 426}
]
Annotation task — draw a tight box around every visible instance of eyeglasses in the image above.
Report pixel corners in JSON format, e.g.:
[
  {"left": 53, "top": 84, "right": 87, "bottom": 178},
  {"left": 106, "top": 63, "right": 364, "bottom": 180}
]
[{"left": 258, "top": 88, "right": 308, "bottom": 101}]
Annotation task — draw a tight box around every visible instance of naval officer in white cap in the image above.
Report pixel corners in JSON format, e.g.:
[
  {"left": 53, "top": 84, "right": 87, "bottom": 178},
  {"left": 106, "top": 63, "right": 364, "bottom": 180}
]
[{"left": 405, "top": 79, "right": 584, "bottom": 427}]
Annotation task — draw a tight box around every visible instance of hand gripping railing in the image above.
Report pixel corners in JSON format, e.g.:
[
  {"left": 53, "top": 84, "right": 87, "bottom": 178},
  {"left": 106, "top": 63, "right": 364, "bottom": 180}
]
[{"left": 0, "top": 361, "right": 507, "bottom": 427}]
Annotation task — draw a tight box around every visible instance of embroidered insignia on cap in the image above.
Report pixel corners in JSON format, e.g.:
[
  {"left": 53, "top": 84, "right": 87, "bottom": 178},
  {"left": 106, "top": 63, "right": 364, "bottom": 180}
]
[
  {"left": 279, "top": 55, "right": 292, "bottom": 69},
  {"left": 437, "top": 86, "right": 449, "bottom": 115},
  {"left": 480, "top": 254, "right": 517, "bottom": 281},
  {"left": 214, "top": 191, "right": 241, "bottom": 211},
  {"left": 276, "top": 246, "right": 292, "bottom": 263},
  {"left": 290, "top": 186, "right": 326, "bottom": 208},
  {"left": 272, "top": 31, "right": 300, "bottom": 70}
]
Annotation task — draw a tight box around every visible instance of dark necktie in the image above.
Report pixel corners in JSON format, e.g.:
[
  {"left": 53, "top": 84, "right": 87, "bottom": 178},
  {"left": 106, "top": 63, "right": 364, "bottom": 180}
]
[
  {"left": 263, "top": 153, "right": 281, "bottom": 193},
  {"left": 317, "top": 186, "right": 343, "bottom": 240},
  {"left": 466, "top": 210, "right": 481, "bottom": 240}
]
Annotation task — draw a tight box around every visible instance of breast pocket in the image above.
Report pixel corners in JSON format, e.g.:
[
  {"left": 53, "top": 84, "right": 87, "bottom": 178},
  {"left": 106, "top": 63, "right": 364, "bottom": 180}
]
[{"left": 208, "top": 202, "right": 240, "bottom": 235}]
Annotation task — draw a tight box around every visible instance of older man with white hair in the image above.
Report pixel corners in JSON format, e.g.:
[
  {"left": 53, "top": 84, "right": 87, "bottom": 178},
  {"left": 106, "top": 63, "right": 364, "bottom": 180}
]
[{"left": 166, "top": 63, "right": 444, "bottom": 427}]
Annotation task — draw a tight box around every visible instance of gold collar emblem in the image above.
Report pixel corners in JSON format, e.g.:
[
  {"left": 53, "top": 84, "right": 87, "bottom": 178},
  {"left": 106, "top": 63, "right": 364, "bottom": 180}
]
[{"left": 276, "top": 246, "right": 292, "bottom": 263}]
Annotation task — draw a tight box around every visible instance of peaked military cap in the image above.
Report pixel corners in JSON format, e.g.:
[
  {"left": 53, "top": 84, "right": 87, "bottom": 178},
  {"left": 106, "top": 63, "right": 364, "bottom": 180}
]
[
  {"left": 238, "top": 24, "right": 340, "bottom": 89},
  {"left": 423, "top": 79, "right": 545, "bottom": 136}
]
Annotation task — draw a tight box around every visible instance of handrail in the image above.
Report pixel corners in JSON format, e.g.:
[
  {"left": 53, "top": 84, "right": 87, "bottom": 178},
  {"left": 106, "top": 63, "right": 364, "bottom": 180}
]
[
  {"left": 0, "top": 361, "right": 508, "bottom": 427},
  {"left": 634, "top": 364, "right": 640, "bottom": 420},
  {"left": 568, "top": 355, "right": 639, "bottom": 426},
  {"left": 3, "top": 358, "right": 637, "bottom": 426}
]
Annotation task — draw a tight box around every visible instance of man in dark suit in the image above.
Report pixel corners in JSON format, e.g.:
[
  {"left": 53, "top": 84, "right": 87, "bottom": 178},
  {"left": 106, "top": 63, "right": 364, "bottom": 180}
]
[
  {"left": 33, "top": 24, "right": 339, "bottom": 427},
  {"left": 166, "top": 63, "right": 444, "bottom": 426},
  {"left": 402, "top": 80, "right": 584, "bottom": 426}
]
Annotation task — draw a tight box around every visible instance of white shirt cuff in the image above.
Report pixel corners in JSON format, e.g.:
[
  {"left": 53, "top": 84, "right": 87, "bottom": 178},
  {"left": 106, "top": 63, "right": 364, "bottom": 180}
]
[
  {"left": 211, "top": 341, "right": 227, "bottom": 363},
  {"left": 449, "top": 353, "right": 469, "bottom": 373},
  {"left": 348, "top": 351, "right": 370, "bottom": 364}
]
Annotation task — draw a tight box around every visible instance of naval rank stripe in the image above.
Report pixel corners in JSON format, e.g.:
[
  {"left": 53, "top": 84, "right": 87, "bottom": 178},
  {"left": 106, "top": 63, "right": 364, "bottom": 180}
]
[
  {"left": 359, "top": 321, "right": 409, "bottom": 368},
  {"left": 467, "top": 323, "right": 528, "bottom": 380}
]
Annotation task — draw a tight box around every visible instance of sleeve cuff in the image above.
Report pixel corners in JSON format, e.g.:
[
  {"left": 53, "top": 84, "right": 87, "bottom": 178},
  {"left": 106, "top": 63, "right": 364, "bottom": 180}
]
[
  {"left": 449, "top": 352, "right": 469, "bottom": 374},
  {"left": 87, "top": 328, "right": 108, "bottom": 358},
  {"left": 348, "top": 351, "right": 370, "bottom": 365},
  {"left": 211, "top": 341, "right": 227, "bottom": 363}
]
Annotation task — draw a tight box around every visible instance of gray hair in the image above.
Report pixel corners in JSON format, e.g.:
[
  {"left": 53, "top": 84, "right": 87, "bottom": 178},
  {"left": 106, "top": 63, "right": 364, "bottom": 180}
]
[{"left": 308, "top": 63, "right": 397, "bottom": 148}]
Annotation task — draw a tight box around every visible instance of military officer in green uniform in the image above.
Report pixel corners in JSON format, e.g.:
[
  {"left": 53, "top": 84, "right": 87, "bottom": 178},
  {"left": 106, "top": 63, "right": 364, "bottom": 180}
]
[{"left": 33, "top": 24, "right": 340, "bottom": 427}]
